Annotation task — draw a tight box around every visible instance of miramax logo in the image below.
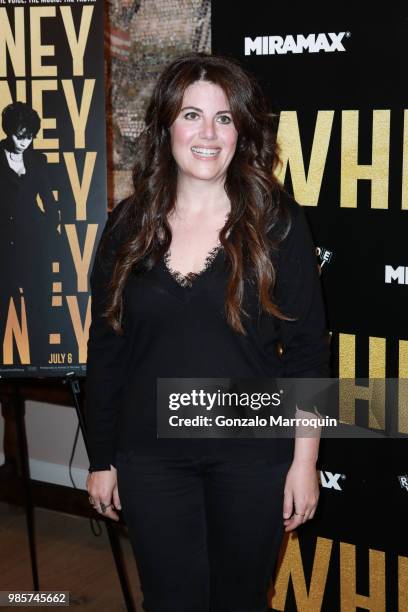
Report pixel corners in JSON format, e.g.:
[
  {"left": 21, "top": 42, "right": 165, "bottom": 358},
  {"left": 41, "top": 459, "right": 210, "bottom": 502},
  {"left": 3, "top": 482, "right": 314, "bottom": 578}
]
[
  {"left": 319, "top": 470, "right": 346, "bottom": 491},
  {"left": 244, "top": 32, "right": 350, "bottom": 56},
  {"left": 385, "top": 265, "right": 408, "bottom": 285},
  {"left": 398, "top": 475, "right": 408, "bottom": 491}
]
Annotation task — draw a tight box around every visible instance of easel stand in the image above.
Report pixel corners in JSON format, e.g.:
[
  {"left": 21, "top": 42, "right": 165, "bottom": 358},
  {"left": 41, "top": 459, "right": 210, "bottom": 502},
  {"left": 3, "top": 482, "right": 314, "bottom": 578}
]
[
  {"left": 13, "top": 383, "right": 39, "bottom": 591},
  {"left": 8, "top": 374, "right": 135, "bottom": 612}
]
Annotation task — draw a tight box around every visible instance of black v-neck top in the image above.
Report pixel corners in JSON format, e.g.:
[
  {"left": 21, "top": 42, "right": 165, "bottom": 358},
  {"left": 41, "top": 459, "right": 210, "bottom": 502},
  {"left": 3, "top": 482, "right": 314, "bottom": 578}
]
[{"left": 85, "top": 191, "right": 330, "bottom": 472}]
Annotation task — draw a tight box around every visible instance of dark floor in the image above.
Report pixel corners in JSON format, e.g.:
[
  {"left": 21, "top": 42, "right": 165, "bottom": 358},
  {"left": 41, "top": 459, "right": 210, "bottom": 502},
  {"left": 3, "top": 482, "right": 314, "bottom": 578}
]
[{"left": 0, "top": 501, "right": 144, "bottom": 611}]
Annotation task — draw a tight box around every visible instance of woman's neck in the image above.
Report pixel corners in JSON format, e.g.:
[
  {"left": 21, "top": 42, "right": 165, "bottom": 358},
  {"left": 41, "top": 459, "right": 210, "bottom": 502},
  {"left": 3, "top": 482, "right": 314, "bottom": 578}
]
[
  {"left": 175, "top": 175, "right": 230, "bottom": 217},
  {"left": 7, "top": 150, "right": 23, "bottom": 160}
]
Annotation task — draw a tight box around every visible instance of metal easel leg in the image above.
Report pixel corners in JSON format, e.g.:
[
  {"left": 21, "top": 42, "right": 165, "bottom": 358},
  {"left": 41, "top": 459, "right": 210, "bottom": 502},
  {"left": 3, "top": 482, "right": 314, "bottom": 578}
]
[{"left": 13, "top": 382, "right": 40, "bottom": 590}]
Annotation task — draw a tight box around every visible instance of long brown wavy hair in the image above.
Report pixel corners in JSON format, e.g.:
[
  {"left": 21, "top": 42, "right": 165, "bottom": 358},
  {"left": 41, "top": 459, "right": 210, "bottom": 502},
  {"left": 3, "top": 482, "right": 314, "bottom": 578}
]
[{"left": 103, "top": 52, "right": 292, "bottom": 335}]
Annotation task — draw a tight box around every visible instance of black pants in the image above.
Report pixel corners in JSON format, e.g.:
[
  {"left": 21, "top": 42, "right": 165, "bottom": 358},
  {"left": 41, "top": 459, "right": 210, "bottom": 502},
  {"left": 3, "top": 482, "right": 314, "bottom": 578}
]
[{"left": 116, "top": 454, "right": 290, "bottom": 612}]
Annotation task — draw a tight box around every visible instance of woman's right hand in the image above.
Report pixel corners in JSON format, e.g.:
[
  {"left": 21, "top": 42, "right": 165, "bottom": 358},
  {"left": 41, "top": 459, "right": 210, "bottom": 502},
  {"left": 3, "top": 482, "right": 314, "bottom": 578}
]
[{"left": 86, "top": 465, "right": 122, "bottom": 522}]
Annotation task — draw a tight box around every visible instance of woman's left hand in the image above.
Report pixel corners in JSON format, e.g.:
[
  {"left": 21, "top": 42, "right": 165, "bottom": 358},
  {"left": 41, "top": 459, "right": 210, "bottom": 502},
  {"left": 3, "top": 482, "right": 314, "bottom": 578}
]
[{"left": 282, "top": 460, "right": 320, "bottom": 532}]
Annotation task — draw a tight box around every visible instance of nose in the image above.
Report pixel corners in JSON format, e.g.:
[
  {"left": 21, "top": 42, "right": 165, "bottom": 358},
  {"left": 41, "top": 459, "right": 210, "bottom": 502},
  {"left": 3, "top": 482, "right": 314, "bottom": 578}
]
[{"left": 199, "top": 117, "right": 216, "bottom": 140}]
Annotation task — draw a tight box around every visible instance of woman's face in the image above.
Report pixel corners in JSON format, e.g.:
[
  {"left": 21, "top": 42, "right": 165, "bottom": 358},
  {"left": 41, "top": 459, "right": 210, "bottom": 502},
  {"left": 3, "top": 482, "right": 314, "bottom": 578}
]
[
  {"left": 11, "top": 129, "right": 33, "bottom": 154},
  {"left": 169, "top": 80, "right": 238, "bottom": 185}
]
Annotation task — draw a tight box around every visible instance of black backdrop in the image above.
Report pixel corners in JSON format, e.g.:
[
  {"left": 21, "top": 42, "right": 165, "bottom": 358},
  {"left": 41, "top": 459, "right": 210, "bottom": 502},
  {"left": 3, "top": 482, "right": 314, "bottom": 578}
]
[{"left": 212, "top": 4, "right": 407, "bottom": 610}]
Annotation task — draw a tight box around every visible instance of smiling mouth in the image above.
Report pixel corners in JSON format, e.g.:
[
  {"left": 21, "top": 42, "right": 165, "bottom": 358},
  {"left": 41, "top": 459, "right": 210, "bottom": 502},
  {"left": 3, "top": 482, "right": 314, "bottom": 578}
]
[{"left": 191, "top": 146, "right": 221, "bottom": 158}]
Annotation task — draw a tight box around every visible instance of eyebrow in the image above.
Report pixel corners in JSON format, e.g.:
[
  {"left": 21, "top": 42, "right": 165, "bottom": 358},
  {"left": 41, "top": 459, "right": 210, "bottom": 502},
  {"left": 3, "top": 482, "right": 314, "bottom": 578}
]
[{"left": 180, "top": 106, "right": 232, "bottom": 114}]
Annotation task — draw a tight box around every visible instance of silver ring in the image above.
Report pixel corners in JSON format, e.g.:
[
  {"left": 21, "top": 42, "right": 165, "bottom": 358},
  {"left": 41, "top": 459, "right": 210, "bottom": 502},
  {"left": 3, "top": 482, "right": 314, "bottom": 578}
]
[
  {"left": 99, "top": 502, "right": 112, "bottom": 513},
  {"left": 88, "top": 496, "right": 95, "bottom": 505}
]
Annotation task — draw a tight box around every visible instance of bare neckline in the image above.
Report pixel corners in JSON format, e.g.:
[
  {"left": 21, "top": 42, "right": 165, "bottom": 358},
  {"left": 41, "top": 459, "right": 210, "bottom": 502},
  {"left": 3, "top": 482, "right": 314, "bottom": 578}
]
[{"left": 163, "top": 244, "right": 223, "bottom": 288}]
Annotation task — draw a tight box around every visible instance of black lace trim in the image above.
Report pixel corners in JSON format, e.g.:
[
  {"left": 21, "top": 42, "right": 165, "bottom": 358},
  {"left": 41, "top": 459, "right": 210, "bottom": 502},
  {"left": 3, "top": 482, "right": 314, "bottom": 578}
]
[{"left": 164, "top": 244, "right": 222, "bottom": 288}]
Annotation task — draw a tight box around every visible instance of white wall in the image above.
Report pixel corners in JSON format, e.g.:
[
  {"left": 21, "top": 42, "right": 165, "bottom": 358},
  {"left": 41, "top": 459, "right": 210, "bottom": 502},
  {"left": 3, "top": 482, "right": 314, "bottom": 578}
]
[{"left": 0, "top": 400, "right": 89, "bottom": 490}]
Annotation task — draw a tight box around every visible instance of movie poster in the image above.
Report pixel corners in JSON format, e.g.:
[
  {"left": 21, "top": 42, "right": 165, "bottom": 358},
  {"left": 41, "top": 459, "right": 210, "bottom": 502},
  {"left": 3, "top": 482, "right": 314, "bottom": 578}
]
[{"left": 0, "top": 0, "right": 107, "bottom": 377}]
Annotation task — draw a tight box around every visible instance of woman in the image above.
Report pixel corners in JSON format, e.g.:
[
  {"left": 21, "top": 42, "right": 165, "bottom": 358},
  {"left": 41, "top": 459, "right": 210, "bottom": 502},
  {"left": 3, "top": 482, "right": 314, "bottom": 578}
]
[
  {"left": 86, "top": 53, "right": 330, "bottom": 612},
  {"left": 0, "top": 102, "right": 59, "bottom": 364}
]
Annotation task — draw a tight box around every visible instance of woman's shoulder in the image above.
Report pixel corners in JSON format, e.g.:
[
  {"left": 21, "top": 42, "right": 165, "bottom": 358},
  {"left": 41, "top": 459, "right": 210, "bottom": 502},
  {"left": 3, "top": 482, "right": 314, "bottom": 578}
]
[
  {"left": 108, "top": 196, "right": 131, "bottom": 221},
  {"left": 268, "top": 188, "right": 303, "bottom": 244},
  {"left": 21, "top": 148, "right": 49, "bottom": 176},
  {"left": 98, "top": 197, "right": 132, "bottom": 259},
  {"left": 26, "top": 147, "right": 47, "bottom": 163},
  {"left": 276, "top": 188, "right": 303, "bottom": 224},
  {"left": 268, "top": 188, "right": 315, "bottom": 268}
]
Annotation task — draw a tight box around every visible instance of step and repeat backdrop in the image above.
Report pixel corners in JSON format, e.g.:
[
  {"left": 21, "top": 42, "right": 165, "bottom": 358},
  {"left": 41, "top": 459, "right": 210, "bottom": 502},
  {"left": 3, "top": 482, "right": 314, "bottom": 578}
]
[{"left": 211, "top": 3, "right": 407, "bottom": 610}]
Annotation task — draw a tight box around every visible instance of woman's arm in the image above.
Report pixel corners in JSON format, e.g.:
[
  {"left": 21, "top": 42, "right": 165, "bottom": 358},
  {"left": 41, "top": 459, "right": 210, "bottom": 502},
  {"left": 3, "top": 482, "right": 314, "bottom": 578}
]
[
  {"left": 276, "top": 198, "right": 330, "bottom": 383},
  {"left": 274, "top": 195, "right": 330, "bottom": 531},
  {"left": 85, "top": 200, "right": 130, "bottom": 472},
  {"left": 293, "top": 425, "right": 320, "bottom": 464},
  {"left": 283, "top": 434, "right": 321, "bottom": 532}
]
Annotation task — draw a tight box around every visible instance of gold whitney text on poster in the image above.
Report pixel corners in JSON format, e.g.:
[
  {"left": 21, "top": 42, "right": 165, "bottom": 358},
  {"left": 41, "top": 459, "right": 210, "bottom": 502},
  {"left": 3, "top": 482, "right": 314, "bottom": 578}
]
[
  {"left": 270, "top": 537, "right": 408, "bottom": 611},
  {"left": 0, "top": 1, "right": 106, "bottom": 376}
]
